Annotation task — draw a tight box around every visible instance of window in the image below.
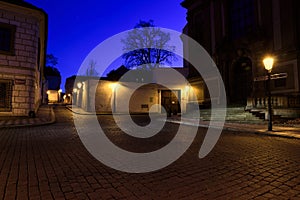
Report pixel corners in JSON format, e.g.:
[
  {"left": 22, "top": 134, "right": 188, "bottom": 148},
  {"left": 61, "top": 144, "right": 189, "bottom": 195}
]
[
  {"left": 0, "top": 23, "right": 16, "bottom": 55},
  {"left": 0, "top": 80, "right": 13, "bottom": 112},
  {"left": 274, "top": 78, "right": 286, "bottom": 88},
  {"left": 229, "top": 0, "right": 255, "bottom": 39}
]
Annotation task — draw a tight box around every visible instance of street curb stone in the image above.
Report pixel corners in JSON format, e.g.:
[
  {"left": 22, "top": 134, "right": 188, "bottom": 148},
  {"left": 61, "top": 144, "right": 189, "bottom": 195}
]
[
  {"left": 0, "top": 106, "right": 56, "bottom": 129},
  {"left": 166, "top": 118, "right": 300, "bottom": 140}
]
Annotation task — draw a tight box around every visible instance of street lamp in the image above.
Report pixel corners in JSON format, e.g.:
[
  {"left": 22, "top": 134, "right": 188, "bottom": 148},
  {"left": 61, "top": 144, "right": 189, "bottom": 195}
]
[
  {"left": 263, "top": 56, "right": 274, "bottom": 131},
  {"left": 77, "top": 82, "right": 82, "bottom": 89},
  {"left": 58, "top": 89, "right": 62, "bottom": 103}
]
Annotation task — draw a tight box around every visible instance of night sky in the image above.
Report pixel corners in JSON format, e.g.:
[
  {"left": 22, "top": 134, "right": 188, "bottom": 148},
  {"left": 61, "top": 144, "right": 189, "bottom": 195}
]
[{"left": 26, "top": 0, "right": 187, "bottom": 91}]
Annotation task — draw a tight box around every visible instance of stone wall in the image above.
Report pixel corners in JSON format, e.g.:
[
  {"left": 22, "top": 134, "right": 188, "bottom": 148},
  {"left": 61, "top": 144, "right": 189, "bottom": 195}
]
[{"left": 0, "top": 6, "right": 42, "bottom": 116}]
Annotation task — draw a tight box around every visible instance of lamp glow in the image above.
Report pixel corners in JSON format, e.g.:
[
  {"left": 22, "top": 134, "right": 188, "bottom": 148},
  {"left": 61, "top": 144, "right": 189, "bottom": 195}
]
[
  {"left": 77, "top": 82, "right": 82, "bottom": 89},
  {"left": 109, "top": 82, "right": 118, "bottom": 90},
  {"left": 263, "top": 56, "right": 274, "bottom": 131},
  {"left": 263, "top": 57, "right": 274, "bottom": 71}
]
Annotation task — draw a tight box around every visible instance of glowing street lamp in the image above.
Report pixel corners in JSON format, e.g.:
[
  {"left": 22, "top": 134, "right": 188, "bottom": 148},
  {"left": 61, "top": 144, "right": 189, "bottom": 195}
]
[
  {"left": 263, "top": 57, "right": 274, "bottom": 72},
  {"left": 263, "top": 56, "right": 274, "bottom": 131},
  {"left": 77, "top": 82, "right": 82, "bottom": 89}
]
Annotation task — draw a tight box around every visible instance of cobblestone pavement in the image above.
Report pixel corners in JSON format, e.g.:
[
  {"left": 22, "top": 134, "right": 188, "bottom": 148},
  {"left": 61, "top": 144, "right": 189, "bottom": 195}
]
[
  {"left": 0, "top": 107, "right": 300, "bottom": 199},
  {"left": 0, "top": 105, "right": 54, "bottom": 128}
]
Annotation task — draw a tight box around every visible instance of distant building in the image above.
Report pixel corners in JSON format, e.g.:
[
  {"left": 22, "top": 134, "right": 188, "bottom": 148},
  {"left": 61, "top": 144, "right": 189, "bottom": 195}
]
[
  {"left": 0, "top": 0, "right": 47, "bottom": 116},
  {"left": 65, "top": 75, "right": 99, "bottom": 96},
  {"left": 181, "top": 0, "right": 300, "bottom": 118},
  {"left": 65, "top": 75, "right": 100, "bottom": 105},
  {"left": 72, "top": 67, "right": 190, "bottom": 115},
  {"left": 46, "top": 90, "right": 59, "bottom": 103}
]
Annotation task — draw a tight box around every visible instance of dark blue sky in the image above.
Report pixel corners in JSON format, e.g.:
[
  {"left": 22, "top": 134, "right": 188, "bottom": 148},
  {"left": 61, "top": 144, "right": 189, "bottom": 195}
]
[{"left": 26, "top": 0, "right": 187, "bottom": 91}]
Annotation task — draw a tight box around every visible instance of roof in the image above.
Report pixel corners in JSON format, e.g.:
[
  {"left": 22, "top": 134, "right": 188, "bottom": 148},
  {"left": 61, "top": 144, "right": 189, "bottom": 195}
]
[{"left": 0, "top": 0, "right": 47, "bottom": 14}]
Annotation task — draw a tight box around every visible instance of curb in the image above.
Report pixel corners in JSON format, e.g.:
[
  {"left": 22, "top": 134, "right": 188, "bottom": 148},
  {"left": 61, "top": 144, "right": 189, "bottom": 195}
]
[
  {"left": 0, "top": 106, "right": 56, "bottom": 129},
  {"left": 223, "top": 126, "right": 300, "bottom": 140},
  {"left": 66, "top": 106, "right": 160, "bottom": 116},
  {"left": 65, "top": 106, "right": 94, "bottom": 115},
  {"left": 166, "top": 119, "right": 300, "bottom": 140},
  {"left": 67, "top": 106, "right": 300, "bottom": 140}
]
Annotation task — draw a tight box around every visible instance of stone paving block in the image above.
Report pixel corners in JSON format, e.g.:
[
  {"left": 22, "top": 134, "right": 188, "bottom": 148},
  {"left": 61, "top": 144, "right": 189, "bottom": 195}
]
[{"left": 0, "top": 107, "right": 300, "bottom": 199}]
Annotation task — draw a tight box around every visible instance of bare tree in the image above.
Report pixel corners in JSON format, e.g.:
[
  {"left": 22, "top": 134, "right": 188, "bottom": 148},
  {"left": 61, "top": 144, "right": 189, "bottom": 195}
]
[
  {"left": 85, "top": 60, "right": 98, "bottom": 76},
  {"left": 46, "top": 54, "right": 58, "bottom": 67},
  {"left": 121, "top": 20, "right": 177, "bottom": 70},
  {"left": 45, "top": 54, "right": 61, "bottom": 90}
]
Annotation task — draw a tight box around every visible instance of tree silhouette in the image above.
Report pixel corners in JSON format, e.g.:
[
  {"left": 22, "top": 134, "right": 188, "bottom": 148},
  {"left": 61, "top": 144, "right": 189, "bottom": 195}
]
[
  {"left": 45, "top": 54, "right": 61, "bottom": 90},
  {"left": 85, "top": 60, "right": 99, "bottom": 76},
  {"left": 121, "top": 20, "right": 177, "bottom": 70},
  {"left": 44, "top": 66, "right": 60, "bottom": 77},
  {"left": 46, "top": 54, "right": 58, "bottom": 67},
  {"left": 106, "top": 65, "right": 129, "bottom": 81}
]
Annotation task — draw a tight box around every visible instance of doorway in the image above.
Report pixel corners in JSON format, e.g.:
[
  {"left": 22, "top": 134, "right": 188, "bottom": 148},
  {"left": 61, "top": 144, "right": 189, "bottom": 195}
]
[
  {"left": 232, "top": 56, "right": 253, "bottom": 105},
  {"left": 161, "top": 90, "right": 181, "bottom": 115}
]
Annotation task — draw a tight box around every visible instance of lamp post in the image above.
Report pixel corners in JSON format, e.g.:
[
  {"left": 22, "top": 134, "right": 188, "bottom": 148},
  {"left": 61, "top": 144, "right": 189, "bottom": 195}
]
[
  {"left": 263, "top": 57, "right": 274, "bottom": 131},
  {"left": 73, "top": 88, "right": 77, "bottom": 105},
  {"left": 76, "top": 82, "right": 83, "bottom": 107},
  {"left": 58, "top": 89, "right": 62, "bottom": 103}
]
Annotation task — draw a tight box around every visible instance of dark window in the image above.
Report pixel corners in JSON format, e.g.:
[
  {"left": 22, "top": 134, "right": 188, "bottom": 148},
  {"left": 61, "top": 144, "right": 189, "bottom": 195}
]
[
  {"left": 229, "top": 0, "right": 255, "bottom": 39},
  {"left": 0, "top": 80, "right": 13, "bottom": 112},
  {"left": 0, "top": 23, "right": 16, "bottom": 55},
  {"left": 274, "top": 78, "right": 286, "bottom": 88}
]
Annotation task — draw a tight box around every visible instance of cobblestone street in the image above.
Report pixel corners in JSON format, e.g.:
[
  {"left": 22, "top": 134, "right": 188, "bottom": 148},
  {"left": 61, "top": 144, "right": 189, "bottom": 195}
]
[{"left": 0, "top": 106, "right": 300, "bottom": 199}]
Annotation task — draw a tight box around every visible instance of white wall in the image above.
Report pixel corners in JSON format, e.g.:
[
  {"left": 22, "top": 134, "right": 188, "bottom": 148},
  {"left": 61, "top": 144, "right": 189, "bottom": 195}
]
[
  {"left": 77, "top": 68, "right": 194, "bottom": 114},
  {"left": 47, "top": 90, "right": 58, "bottom": 103}
]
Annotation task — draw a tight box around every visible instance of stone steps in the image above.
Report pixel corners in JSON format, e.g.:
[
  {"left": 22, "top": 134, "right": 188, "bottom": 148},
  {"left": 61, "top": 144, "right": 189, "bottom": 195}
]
[{"left": 184, "top": 107, "right": 264, "bottom": 123}]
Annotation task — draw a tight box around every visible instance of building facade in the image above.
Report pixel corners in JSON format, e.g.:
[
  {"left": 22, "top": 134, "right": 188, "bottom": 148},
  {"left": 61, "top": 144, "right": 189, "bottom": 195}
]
[
  {"left": 72, "top": 68, "right": 190, "bottom": 115},
  {"left": 0, "top": 0, "right": 47, "bottom": 116},
  {"left": 181, "top": 0, "right": 300, "bottom": 117}
]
